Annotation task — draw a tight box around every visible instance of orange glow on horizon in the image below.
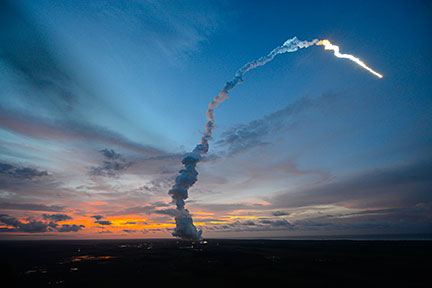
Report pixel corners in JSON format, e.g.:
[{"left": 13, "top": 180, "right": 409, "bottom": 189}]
[{"left": 88, "top": 201, "right": 108, "bottom": 205}]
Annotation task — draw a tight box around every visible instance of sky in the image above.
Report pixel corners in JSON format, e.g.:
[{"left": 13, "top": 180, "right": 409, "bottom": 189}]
[{"left": 0, "top": 0, "right": 431, "bottom": 239}]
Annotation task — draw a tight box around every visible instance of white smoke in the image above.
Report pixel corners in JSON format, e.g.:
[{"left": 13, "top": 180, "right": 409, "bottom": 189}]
[{"left": 168, "top": 36, "right": 317, "bottom": 240}]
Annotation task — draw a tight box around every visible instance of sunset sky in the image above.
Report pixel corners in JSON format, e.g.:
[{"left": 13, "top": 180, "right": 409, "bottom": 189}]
[{"left": 1, "top": 0, "right": 431, "bottom": 239}]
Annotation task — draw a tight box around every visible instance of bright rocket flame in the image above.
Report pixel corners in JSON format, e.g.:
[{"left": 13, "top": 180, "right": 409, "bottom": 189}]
[{"left": 317, "top": 39, "right": 383, "bottom": 78}]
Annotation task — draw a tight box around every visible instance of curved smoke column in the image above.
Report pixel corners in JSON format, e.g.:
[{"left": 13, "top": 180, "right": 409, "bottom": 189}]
[{"left": 168, "top": 36, "right": 318, "bottom": 240}]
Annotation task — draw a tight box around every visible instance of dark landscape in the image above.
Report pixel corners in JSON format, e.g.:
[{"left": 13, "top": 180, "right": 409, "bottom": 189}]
[{"left": 1, "top": 239, "right": 430, "bottom": 287}]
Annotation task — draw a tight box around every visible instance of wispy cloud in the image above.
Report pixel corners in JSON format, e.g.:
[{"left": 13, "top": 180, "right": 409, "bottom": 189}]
[
  {"left": 206, "top": 218, "right": 294, "bottom": 233},
  {"left": 216, "top": 92, "right": 341, "bottom": 155},
  {"left": 0, "top": 108, "right": 164, "bottom": 156},
  {"left": 270, "top": 158, "right": 432, "bottom": 209},
  {"left": 0, "top": 1, "right": 83, "bottom": 112},
  {"left": 0, "top": 162, "right": 48, "bottom": 179},
  {"left": 0, "top": 202, "right": 65, "bottom": 212},
  {"left": 89, "top": 149, "right": 132, "bottom": 177},
  {"left": 272, "top": 211, "right": 290, "bottom": 216},
  {"left": 112, "top": 201, "right": 172, "bottom": 216},
  {"left": 90, "top": 0, "right": 223, "bottom": 60}
]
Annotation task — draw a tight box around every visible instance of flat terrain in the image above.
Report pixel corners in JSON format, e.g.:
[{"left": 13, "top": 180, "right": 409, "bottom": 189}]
[{"left": 1, "top": 239, "right": 430, "bottom": 287}]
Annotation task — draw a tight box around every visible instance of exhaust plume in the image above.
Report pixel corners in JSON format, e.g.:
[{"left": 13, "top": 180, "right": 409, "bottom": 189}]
[
  {"left": 317, "top": 39, "right": 383, "bottom": 78},
  {"left": 168, "top": 37, "right": 318, "bottom": 240}
]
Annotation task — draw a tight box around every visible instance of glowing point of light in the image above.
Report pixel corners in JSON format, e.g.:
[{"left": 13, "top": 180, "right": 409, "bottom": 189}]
[{"left": 317, "top": 39, "right": 383, "bottom": 79}]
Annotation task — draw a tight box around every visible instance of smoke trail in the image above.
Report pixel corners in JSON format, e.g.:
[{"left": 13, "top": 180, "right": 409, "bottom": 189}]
[{"left": 168, "top": 37, "right": 318, "bottom": 240}]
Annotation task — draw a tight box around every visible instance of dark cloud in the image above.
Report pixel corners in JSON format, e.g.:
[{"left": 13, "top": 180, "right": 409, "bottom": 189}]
[
  {"left": 204, "top": 203, "right": 432, "bottom": 235},
  {"left": 90, "top": 215, "right": 104, "bottom": 220},
  {"left": 0, "top": 161, "right": 88, "bottom": 204},
  {"left": 0, "top": 163, "right": 14, "bottom": 173},
  {"left": 100, "top": 149, "right": 121, "bottom": 160},
  {"left": 90, "top": 149, "right": 132, "bottom": 177},
  {"left": 216, "top": 92, "right": 340, "bottom": 154},
  {"left": 0, "top": 214, "right": 21, "bottom": 227},
  {"left": 0, "top": 214, "right": 51, "bottom": 233},
  {"left": 289, "top": 205, "right": 432, "bottom": 234},
  {"left": 94, "top": 220, "right": 112, "bottom": 226},
  {"left": 0, "top": 202, "right": 65, "bottom": 212},
  {"left": 0, "top": 214, "right": 84, "bottom": 233},
  {"left": 90, "top": 161, "right": 131, "bottom": 177},
  {"left": 154, "top": 208, "right": 180, "bottom": 217},
  {"left": 137, "top": 177, "right": 176, "bottom": 194},
  {"left": 259, "top": 219, "right": 293, "bottom": 228},
  {"left": 272, "top": 211, "right": 290, "bottom": 217},
  {"left": 148, "top": 228, "right": 162, "bottom": 232},
  {"left": 11, "top": 167, "right": 48, "bottom": 179},
  {"left": 42, "top": 214, "right": 72, "bottom": 222},
  {"left": 89, "top": 215, "right": 112, "bottom": 226},
  {"left": 123, "top": 229, "right": 137, "bottom": 233},
  {"left": 0, "top": 165, "right": 54, "bottom": 203},
  {"left": 207, "top": 218, "right": 294, "bottom": 232},
  {"left": 0, "top": 162, "right": 48, "bottom": 179},
  {"left": 271, "top": 158, "right": 432, "bottom": 209},
  {"left": 56, "top": 224, "right": 85, "bottom": 232}
]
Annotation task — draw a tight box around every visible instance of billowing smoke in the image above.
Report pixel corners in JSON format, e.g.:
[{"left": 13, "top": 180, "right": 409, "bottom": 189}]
[{"left": 168, "top": 37, "right": 318, "bottom": 240}]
